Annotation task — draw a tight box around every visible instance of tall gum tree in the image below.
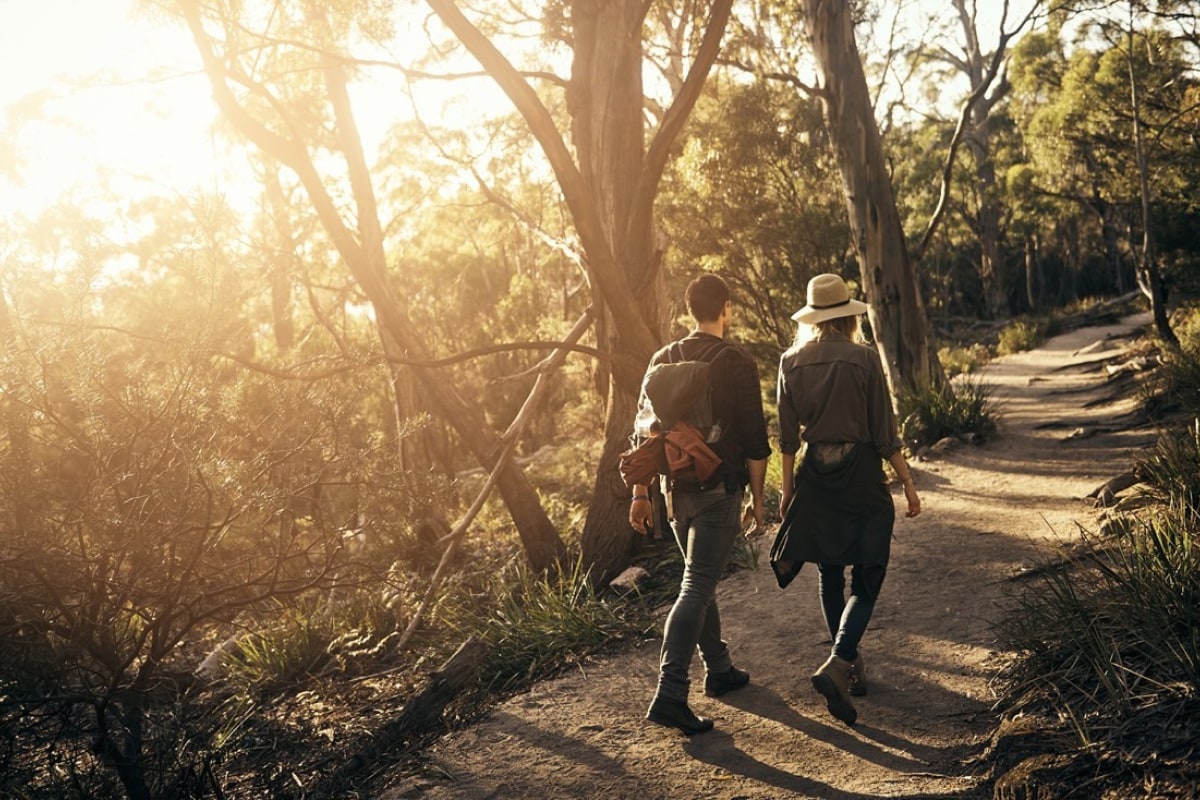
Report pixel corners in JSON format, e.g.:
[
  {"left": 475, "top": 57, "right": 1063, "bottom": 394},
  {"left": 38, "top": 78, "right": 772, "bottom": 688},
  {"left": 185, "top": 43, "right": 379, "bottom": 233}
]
[
  {"left": 918, "top": 0, "right": 1018, "bottom": 318},
  {"left": 799, "top": 0, "right": 939, "bottom": 393},
  {"left": 424, "top": 0, "right": 734, "bottom": 583}
]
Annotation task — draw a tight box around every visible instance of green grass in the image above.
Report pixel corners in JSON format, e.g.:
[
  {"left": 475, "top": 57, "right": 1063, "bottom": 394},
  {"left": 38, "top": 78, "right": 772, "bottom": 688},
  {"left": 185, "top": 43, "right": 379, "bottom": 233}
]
[
  {"left": 446, "top": 552, "right": 650, "bottom": 692},
  {"left": 996, "top": 315, "right": 1062, "bottom": 355},
  {"left": 897, "top": 378, "right": 998, "bottom": 449},
  {"left": 1158, "top": 304, "right": 1200, "bottom": 417},
  {"left": 1136, "top": 420, "right": 1200, "bottom": 517},
  {"left": 1001, "top": 509, "right": 1200, "bottom": 721},
  {"left": 938, "top": 342, "right": 992, "bottom": 377}
]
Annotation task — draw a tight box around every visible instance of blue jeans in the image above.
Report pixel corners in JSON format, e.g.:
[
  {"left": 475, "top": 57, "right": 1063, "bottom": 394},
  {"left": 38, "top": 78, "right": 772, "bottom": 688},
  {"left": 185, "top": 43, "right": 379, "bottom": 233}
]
[
  {"left": 818, "top": 563, "right": 886, "bottom": 662},
  {"left": 655, "top": 486, "right": 743, "bottom": 702}
]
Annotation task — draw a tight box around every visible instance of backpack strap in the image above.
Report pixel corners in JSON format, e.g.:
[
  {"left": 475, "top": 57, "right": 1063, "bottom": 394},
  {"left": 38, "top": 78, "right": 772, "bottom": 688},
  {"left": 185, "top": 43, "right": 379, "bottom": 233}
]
[{"left": 669, "top": 338, "right": 729, "bottom": 365}]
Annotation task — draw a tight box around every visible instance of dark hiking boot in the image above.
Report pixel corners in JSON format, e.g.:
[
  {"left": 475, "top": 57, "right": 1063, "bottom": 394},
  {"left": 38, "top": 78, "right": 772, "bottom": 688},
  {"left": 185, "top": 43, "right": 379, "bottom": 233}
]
[
  {"left": 704, "top": 666, "right": 750, "bottom": 698},
  {"left": 646, "top": 696, "right": 714, "bottom": 735},
  {"left": 811, "top": 655, "right": 857, "bottom": 726}
]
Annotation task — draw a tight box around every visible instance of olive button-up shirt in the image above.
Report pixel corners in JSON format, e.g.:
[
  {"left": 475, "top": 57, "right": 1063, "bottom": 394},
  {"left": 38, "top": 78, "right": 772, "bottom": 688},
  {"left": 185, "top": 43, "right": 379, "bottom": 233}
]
[{"left": 776, "top": 334, "right": 902, "bottom": 461}]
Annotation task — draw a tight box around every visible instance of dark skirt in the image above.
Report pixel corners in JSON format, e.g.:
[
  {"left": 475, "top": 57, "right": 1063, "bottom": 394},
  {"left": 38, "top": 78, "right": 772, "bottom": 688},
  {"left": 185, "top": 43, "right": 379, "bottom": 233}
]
[{"left": 769, "top": 443, "right": 894, "bottom": 591}]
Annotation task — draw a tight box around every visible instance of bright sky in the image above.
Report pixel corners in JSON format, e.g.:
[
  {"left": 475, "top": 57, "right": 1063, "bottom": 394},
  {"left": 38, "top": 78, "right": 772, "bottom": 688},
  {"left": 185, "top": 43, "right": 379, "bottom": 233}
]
[
  {"left": 0, "top": 1, "right": 1036, "bottom": 224},
  {"left": 0, "top": 0, "right": 224, "bottom": 218}
]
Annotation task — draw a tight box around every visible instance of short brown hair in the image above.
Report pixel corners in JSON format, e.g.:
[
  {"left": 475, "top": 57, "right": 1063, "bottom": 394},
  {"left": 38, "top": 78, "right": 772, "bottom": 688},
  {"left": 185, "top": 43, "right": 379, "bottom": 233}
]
[{"left": 685, "top": 274, "right": 730, "bottom": 323}]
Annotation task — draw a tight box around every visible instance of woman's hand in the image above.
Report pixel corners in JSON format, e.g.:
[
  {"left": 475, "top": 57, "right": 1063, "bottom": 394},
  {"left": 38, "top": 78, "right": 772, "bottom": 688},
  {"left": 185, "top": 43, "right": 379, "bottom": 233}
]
[
  {"left": 778, "top": 489, "right": 793, "bottom": 521},
  {"left": 903, "top": 481, "right": 921, "bottom": 518}
]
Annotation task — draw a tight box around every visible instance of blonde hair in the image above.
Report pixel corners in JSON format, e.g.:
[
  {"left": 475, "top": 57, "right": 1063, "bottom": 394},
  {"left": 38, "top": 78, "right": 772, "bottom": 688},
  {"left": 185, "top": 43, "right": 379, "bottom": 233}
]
[{"left": 796, "top": 313, "right": 863, "bottom": 345}]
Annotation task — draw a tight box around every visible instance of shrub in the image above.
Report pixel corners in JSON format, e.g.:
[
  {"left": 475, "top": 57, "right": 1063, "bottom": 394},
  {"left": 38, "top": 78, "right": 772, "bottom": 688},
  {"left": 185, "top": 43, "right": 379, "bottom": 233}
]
[
  {"left": 996, "top": 315, "right": 1062, "bottom": 355},
  {"left": 1157, "top": 305, "right": 1200, "bottom": 417},
  {"left": 1136, "top": 420, "right": 1200, "bottom": 518},
  {"left": 444, "top": 552, "right": 649, "bottom": 693},
  {"left": 897, "top": 378, "right": 998, "bottom": 449},
  {"left": 938, "top": 342, "right": 992, "bottom": 377},
  {"left": 1000, "top": 512, "right": 1200, "bottom": 725}
]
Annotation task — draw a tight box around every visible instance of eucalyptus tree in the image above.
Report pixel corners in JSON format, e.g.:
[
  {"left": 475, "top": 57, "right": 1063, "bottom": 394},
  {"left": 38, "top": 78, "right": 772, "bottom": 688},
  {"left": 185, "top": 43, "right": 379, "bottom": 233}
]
[
  {"left": 1095, "top": 2, "right": 1186, "bottom": 344},
  {"left": 659, "top": 78, "right": 850, "bottom": 354},
  {"left": 1013, "top": 4, "right": 1196, "bottom": 339},
  {"left": 794, "top": 0, "right": 941, "bottom": 393},
  {"left": 1007, "top": 14, "right": 1126, "bottom": 299},
  {"left": 413, "top": 1, "right": 734, "bottom": 582},
  {"left": 908, "top": 0, "right": 1038, "bottom": 318},
  {"left": 173, "top": 0, "right": 569, "bottom": 572},
  {"left": 170, "top": 0, "right": 736, "bottom": 582}
]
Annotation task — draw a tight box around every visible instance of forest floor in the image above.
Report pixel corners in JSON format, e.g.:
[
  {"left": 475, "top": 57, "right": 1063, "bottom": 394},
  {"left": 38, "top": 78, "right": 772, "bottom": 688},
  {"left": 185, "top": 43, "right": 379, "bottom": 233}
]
[{"left": 379, "top": 312, "right": 1162, "bottom": 800}]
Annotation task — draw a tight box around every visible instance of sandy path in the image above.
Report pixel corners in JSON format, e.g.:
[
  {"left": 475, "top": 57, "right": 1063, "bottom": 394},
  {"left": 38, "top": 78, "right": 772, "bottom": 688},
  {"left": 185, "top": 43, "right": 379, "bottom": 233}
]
[{"left": 384, "top": 314, "right": 1156, "bottom": 800}]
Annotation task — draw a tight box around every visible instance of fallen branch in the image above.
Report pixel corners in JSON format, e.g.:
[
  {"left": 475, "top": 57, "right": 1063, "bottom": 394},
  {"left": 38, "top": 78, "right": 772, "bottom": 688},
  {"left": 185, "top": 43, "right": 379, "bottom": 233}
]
[{"left": 335, "top": 635, "right": 491, "bottom": 781}]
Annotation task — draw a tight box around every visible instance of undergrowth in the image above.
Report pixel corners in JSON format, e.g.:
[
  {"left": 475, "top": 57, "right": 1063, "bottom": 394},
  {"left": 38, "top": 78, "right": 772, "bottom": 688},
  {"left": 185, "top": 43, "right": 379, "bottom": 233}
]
[
  {"left": 445, "top": 552, "right": 654, "bottom": 693},
  {"left": 897, "top": 378, "right": 998, "bottom": 449},
  {"left": 996, "top": 314, "right": 1063, "bottom": 355},
  {"left": 992, "top": 311, "right": 1200, "bottom": 797}
]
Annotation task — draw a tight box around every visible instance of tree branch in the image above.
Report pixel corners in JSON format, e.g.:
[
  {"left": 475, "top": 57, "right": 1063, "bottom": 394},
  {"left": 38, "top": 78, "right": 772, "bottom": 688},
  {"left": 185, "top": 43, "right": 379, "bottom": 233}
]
[{"left": 422, "top": 0, "right": 658, "bottom": 357}]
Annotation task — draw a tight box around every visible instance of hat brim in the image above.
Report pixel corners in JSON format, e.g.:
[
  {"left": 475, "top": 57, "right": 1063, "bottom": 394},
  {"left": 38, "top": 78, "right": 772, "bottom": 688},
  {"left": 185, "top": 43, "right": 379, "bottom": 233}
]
[{"left": 791, "top": 298, "right": 870, "bottom": 324}]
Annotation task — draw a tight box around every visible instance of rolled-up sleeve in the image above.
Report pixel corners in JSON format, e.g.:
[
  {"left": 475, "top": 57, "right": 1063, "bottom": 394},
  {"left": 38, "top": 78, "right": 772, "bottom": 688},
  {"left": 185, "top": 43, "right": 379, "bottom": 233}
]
[
  {"left": 777, "top": 358, "right": 801, "bottom": 456},
  {"left": 733, "top": 355, "right": 772, "bottom": 461}
]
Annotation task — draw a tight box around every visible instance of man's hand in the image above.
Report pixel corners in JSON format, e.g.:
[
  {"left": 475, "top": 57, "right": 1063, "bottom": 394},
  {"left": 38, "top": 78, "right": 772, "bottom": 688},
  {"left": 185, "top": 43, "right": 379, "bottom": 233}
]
[{"left": 629, "top": 496, "right": 653, "bottom": 534}]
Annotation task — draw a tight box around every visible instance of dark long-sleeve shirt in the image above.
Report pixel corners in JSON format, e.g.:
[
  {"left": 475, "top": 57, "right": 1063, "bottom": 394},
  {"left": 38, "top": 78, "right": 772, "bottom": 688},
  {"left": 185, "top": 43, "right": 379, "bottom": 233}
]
[
  {"left": 645, "top": 331, "right": 771, "bottom": 486},
  {"left": 776, "top": 334, "right": 902, "bottom": 461}
]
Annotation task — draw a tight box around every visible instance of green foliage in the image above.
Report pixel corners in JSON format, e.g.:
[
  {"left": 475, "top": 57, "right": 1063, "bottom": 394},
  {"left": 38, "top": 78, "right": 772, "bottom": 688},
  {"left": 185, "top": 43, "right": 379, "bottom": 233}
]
[
  {"left": 999, "top": 512, "right": 1200, "bottom": 733},
  {"left": 938, "top": 342, "right": 992, "bottom": 377},
  {"left": 996, "top": 315, "right": 1062, "bottom": 355},
  {"left": 661, "top": 78, "right": 850, "bottom": 353},
  {"left": 897, "top": 379, "right": 998, "bottom": 450},
  {"left": 1136, "top": 420, "right": 1200, "bottom": 519},
  {"left": 728, "top": 533, "right": 762, "bottom": 573},
  {"left": 1154, "top": 306, "right": 1200, "bottom": 418},
  {"left": 444, "top": 553, "right": 647, "bottom": 693}
]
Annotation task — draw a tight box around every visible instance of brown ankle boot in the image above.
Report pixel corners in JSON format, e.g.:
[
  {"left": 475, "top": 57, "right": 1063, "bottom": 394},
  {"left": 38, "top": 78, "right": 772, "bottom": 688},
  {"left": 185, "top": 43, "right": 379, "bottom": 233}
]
[
  {"left": 811, "top": 655, "right": 857, "bottom": 726},
  {"left": 848, "top": 653, "right": 867, "bottom": 697}
]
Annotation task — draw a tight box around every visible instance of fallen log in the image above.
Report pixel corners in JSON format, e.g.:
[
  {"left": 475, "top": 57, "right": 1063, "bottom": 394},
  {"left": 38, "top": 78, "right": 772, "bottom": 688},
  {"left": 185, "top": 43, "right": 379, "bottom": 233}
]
[{"left": 336, "top": 635, "right": 491, "bottom": 781}]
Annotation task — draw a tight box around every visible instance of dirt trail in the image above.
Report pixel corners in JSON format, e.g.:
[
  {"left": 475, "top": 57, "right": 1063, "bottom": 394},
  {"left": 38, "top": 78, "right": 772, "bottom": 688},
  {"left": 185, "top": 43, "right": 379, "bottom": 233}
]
[{"left": 385, "top": 314, "right": 1156, "bottom": 800}]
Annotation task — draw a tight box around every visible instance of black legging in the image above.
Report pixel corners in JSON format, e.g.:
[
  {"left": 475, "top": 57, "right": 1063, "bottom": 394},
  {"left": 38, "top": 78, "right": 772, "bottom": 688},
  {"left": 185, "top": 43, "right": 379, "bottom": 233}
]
[{"left": 817, "top": 563, "right": 886, "bottom": 662}]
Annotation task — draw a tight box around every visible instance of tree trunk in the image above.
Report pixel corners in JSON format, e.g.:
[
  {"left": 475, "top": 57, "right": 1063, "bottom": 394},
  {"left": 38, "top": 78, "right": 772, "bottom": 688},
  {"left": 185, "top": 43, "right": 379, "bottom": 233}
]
[
  {"left": 569, "top": 1, "right": 663, "bottom": 584},
  {"left": 1125, "top": 6, "right": 1177, "bottom": 345},
  {"left": 1100, "top": 203, "right": 1125, "bottom": 294},
  {"left": 955, "top": 0, "right": 1009, "bottom": 320},
  {"left": 974, "top": 151, "right": 1006, "bottom": 317},
  {"left": 800, "top": 0, "right": 940, "bottom": 395},
  {"left": 1024, "top": 235, "right": 1039, "bottom": 311}
]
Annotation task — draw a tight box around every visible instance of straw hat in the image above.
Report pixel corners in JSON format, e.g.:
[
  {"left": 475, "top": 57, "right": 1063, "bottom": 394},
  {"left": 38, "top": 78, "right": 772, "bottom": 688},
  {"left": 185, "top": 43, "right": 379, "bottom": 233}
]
[{"left": 791, "top": 273, "right": 870, "bottom": 324}]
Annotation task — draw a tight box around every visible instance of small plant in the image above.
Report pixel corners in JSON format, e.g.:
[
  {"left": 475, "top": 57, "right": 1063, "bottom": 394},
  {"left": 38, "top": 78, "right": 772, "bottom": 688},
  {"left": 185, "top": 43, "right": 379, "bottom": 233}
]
[
  {"left": 938, "top": 342, "right": 992, "bottom": 377},
  {"left": 447, "top": 552, "right": 646, "bottom": 692},
  {"left": 996, "top": 315, "right": 1062, "bottom": 355},
  {"left": 1135, "top": 419, "right": 1200, "bottom": 518},
  {"left": 1155, "top": 305, "right": 1200, "bottom": 417},
  {"left": 1001, "top": 512, "right": 1200, "bottom": 723},
  {"left": 897, "top": 378, "right": 998, "bottom": 449}
]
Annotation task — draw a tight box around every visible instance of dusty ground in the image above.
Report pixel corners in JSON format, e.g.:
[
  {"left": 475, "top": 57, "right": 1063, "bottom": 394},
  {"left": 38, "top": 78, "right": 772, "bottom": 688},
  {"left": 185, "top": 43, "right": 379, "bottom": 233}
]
[{"left": 383, "top": 313, "right": 1158, "bottom": 800}]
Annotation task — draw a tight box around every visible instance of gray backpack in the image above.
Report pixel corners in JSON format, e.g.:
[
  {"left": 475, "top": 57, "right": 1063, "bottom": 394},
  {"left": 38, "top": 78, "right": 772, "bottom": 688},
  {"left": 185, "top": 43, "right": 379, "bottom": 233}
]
[{"left": 640, "top": 341, "right": 728, "bottom": 442}]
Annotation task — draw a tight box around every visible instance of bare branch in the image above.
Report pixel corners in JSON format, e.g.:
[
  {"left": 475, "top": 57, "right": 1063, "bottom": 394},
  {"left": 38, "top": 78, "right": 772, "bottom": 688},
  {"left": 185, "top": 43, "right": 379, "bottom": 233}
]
[
  {"left": 913, "top": 0, "right": 1041, "bottom": 262},
  {"left": 719, "top": 57, "right": 826, "bottom": 98},
  {"left": 392, "top": 309, "right": 593, "bottom": 654},
  {"left": 636, "top": 0, "right": 735, "bottom": 230}
]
